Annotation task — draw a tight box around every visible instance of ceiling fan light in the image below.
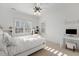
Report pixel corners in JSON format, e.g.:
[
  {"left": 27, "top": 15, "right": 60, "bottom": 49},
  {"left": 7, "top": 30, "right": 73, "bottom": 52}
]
[
  {"left": 34, "top": 11, "right": 41, "bottom": 15},
  {"left": 33, "top": 3, "right": 42, "bottom": 16}
]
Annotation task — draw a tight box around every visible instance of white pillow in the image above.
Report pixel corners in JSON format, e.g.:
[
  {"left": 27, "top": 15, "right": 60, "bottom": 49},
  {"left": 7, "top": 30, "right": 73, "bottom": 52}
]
[
  {"left": 0, "top": 41, "right": 8, "bottom": 56},
  {"left": 3, "top": 32, "right": 16, "bottom": 48},
  {"left": 0, "top": 32, "right": 8, "bottom": 55},
  {"left": 0, "top": 32, "right": 11, "bottom": 49},
  {"left": 3, "top": 32, "right": 12, "bottom": 46},
  {"left": 0, "top": 29, "right": 3, "bottom": 35},
  {"left": 0, "top": 29, "right": 4, "bottom": 45},
  {"left": 0, "top": 30, "right": 12, "bottom": 55}
]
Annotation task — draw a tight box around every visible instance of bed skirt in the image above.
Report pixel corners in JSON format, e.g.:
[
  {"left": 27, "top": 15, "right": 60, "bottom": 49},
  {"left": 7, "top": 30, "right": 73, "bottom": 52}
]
[{"left": 14, "top": 42, "right": 46, "bottom": 56}]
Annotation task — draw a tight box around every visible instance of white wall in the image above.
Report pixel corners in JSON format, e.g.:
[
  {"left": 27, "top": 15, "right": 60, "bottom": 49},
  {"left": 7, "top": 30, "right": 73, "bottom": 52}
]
[
  {"left": 0, "top": 5, "right": 12, "bottom": 28},
  {"left": 40, "top": 3, "right": 79, "bottom": 47},
  {"left": 39, "top": 4, "right": 65, "bottom": 47},
  {"left": 0, "top": 5, "right": 39, "bottom": 29},
  {"left": 62, "top": 4, "right": 79, "bottom": 36}
]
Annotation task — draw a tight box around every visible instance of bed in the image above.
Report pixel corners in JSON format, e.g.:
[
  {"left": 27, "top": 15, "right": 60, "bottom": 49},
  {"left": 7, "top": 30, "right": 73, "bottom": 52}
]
[
  {"left": 7, "top": 34, "right": 46, "bottom": 56},
  {"left": 0, "top": 30, "right": 46, "bottom": 56}
]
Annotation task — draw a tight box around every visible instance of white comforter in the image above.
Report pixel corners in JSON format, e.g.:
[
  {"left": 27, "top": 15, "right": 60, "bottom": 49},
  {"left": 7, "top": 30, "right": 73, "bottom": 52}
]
[{"left": 8, "top": 34, "right": 45, "bottom": 56}]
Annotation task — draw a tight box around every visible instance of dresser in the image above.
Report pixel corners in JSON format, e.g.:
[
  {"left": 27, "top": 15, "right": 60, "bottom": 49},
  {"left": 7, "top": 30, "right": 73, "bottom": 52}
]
[{"left": 63, "top": 36, "right": 79, "bottom": 50}]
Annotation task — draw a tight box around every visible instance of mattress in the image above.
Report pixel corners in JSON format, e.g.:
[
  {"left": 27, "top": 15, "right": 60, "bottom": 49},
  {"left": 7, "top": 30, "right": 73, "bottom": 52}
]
[{"left": 7, "top": 34, "right": 45, "bottom": 56}]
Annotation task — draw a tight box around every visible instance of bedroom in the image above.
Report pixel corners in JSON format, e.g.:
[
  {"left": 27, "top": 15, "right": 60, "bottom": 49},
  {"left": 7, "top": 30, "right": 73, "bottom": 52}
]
[{"left": 0, "top": 3, "right": 79, "bottom": 56}]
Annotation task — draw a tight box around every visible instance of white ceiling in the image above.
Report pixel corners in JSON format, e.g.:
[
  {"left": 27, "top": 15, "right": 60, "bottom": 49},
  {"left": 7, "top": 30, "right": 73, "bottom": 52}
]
[
  {"left": 0, "top": 3, "right": 78, "bottom": 13},
  {"left": 0, "top": 3, "right": 79, "bottom": 20},
  {"left": 0, "top": 3, "right": 54, "bottom": 15}
]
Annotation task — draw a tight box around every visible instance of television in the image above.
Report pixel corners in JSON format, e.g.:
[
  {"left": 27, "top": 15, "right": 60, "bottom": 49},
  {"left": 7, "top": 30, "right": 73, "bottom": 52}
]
[{"left": 66, "top": 29, "right": 77, "bottom": 35}]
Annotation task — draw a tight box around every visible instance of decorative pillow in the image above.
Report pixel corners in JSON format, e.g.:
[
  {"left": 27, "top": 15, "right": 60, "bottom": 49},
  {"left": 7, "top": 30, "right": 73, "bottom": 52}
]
[
  {"left": 3, "top": 32, "right": 12, "bottom": 46},
  {"left": 0, "top": 29, "right": 4, "bottom": 48},
  {"left": 0, "top": 41, "right": 8, "bottom": 56},
  {"left": 0, "top": 29, "right": 15, "bottom": 55},
  {"left": 3, "top": 32, "right": 16, "bottom": 48},
  {"left": 0, "top": 30, "right": 8, "bottom": 55}
]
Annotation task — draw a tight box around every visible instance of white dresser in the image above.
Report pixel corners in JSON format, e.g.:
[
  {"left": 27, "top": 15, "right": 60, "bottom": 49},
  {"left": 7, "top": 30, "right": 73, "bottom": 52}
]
[{"left": 63, "top": 36, "right": 79, "bottom": 50}]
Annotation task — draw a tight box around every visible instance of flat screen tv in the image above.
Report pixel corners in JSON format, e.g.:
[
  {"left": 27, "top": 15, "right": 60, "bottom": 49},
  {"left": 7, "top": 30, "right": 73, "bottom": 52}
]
[{"left": 66, "top": 29, "right": 77, "bottom": 35}]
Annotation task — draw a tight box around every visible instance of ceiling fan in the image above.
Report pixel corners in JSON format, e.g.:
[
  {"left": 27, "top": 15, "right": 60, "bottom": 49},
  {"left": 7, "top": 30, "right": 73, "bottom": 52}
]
[{"left": 33, "top": 3, "right": 42, "bottom": 15}]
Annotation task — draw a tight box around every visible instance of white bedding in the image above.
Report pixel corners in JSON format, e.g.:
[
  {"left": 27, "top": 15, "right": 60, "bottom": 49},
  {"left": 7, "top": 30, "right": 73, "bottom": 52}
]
[
  {"left": 0, "top": 29, "right": 45, "bottom": 56},
  {"left": 8, "top": 34, "right": 45, "bottom": 56},
  {"left": 0, "top": 29, "right": 9, "bottom": 56}
]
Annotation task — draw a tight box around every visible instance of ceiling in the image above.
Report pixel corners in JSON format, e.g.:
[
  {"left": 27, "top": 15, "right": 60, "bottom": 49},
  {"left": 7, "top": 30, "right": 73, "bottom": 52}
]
[
  {"left": 0, "top": 3, "right": 78, "bottom": 13},
  {"left": 0, "top": 3, "right": 79, "bottom": 20},
  {"left": 0, "top": 3, "right": 54, "bottom": 15}
]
